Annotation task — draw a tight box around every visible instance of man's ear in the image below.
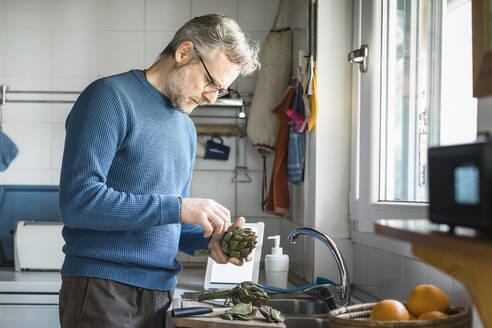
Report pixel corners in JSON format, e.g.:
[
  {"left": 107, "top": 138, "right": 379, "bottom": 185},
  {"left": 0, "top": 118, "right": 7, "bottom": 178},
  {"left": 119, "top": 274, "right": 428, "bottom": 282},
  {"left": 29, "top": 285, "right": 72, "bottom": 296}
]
[{"left": 174, "top": 41, "right": 194, "bottom": 65}]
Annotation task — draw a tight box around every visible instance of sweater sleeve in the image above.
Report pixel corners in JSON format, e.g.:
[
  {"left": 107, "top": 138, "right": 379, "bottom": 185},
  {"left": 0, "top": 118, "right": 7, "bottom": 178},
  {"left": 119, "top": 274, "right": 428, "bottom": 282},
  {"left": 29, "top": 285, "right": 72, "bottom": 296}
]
[
  {"left": 179, "top": 132, "right": 210, "bottom": 255},
  {"left": 59, "top": 80, "right": 180, "bottom": 232}
]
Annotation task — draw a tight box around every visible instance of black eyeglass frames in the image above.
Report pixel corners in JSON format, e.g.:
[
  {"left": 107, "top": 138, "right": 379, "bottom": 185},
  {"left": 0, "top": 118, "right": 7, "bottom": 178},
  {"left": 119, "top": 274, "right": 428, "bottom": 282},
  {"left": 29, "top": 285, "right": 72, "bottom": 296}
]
[{"left": 196, "top": 54, "right": 229, "bottom": 98}]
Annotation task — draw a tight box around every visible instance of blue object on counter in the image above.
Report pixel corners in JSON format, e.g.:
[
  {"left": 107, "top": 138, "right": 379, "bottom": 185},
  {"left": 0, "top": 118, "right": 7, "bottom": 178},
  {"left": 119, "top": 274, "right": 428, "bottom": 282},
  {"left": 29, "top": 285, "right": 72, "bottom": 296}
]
[
  {"left": 0, "top": 130, "right": 18, "bottom": 171},
  {"left": 262, "top": 276, "right": 336, "bottom": 293}
]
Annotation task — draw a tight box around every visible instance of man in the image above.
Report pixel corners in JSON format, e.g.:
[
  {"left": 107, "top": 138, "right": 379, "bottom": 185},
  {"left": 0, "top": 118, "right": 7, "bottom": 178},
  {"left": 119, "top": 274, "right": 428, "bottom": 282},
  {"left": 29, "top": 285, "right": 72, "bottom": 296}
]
[{"left": 58, "top": 14, "right": 260, "bottom": 328}]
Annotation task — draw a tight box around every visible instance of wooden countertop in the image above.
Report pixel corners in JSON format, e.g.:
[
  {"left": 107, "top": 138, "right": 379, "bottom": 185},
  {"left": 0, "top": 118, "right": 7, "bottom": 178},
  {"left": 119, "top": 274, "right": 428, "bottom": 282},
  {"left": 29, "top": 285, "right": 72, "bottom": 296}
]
[{"left": 374, "top": 219, "right": 492, "bottom": 260}]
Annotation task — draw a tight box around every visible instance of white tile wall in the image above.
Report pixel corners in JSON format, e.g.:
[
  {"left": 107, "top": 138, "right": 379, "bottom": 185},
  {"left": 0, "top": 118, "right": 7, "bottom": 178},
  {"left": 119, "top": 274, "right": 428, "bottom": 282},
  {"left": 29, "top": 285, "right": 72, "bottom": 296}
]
[
  {"left": 402, "top": 256, "right": 426, "bottom": 296},
  {"left": 144, "top": 0, "right": 192, "bottom": 31},
  {"left": 0, "top": 0, "right": 5, "bottom": 30},
  {"left": 52, "top": 31, "right": 98, "bottom": 77},
  {"left": 365, "top": 246, "right": 385, "bottom": 297},
  {"left": 354, "top": 243, "right": 368, "bottom": 286},
  {"left": 99, "top": 31, "right": 145, "bottom": 76},
  {"left": 52, "top": 0, "right": 99, "bottom": 31},
  {"left": 0, "top": 31, "right": 5, "bottom": 75},
  {"left": 5, "top": 30, "right": 52, "bottom": 76},
  {"left": 238, "top": 0, "right": 280, "bottom": 31},
  {"left": 237, "top": 171, "right": 276, "bottom": 218},
  {"left": 1, "top": 76, "right": 52, "bottom": 91},
  {"left": 50, "top": 123, "right": 65, "bottom": 169},
  {"left": 0, "top": 0, "right": 281, "bottom": 209},
  {"left": 51, "top": 103, "right": 72, "bottom": 123},
  {"left": 313, "top": 238, "right": 353, "bottom": 285},
  {"left": 5, "top": 122, "right": 51, "bottom": 169},
  {"left": 3, "top": 103, "right": 51, "bottom": 123},
  {"left": 100, "top": 0, "right": 144, "bottom": 31},
  {"left": 144, "top": 31, "right": 174, "bottom": 66},
  {"left": 190, "top": 170, "right": 236, "bottom": 214},
  {"left": 191, "top": 0, "right": 238, "bottom": 20},
  {"left": 4, "top": 0, "right": 51, "bottom": 30},
  {"left": 3, "top": 168, "right": 52, "bottom": 185}
]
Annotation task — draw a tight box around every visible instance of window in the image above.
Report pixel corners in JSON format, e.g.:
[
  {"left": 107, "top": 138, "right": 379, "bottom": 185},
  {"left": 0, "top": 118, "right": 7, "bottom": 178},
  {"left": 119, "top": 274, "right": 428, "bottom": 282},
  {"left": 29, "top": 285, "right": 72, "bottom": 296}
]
[{"left": 351, "top": 0, "right": 476, "bottom": 232}]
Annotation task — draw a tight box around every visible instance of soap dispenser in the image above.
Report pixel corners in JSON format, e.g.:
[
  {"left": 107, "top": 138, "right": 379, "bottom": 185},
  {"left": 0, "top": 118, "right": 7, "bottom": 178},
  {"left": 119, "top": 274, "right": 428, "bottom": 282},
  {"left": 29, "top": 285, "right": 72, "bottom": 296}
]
[{"left": 265, "top": 235, "right": 289, "bottom": 289}]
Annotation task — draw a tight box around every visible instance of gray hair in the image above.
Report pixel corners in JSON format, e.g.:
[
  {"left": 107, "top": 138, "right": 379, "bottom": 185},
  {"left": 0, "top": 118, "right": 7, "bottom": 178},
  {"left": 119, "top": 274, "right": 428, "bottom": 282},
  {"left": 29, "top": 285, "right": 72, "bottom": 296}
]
[{"left": 161, "top": 14, "right": 260, "bottom": 76}]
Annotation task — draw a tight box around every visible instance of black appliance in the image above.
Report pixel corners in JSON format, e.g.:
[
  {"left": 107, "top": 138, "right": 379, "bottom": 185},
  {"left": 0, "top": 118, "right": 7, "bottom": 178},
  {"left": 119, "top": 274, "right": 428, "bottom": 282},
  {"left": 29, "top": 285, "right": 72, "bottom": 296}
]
[{"left": 428, "top": 140, "right": 492, "bottom": 230}]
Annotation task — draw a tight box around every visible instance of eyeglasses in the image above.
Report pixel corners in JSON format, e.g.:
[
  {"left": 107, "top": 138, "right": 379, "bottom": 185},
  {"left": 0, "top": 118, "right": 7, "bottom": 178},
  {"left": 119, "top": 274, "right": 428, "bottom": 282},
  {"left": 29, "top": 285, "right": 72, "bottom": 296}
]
[{"left": 197, "top": 54, "right": 229, "bottom": 98}]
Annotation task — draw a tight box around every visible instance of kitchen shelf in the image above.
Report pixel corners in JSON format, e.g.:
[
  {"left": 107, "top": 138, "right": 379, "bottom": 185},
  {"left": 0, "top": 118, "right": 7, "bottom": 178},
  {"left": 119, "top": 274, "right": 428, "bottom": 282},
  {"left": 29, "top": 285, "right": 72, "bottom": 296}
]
[{"left": 374, "top": 219, "right": 492, "bottom": 328}]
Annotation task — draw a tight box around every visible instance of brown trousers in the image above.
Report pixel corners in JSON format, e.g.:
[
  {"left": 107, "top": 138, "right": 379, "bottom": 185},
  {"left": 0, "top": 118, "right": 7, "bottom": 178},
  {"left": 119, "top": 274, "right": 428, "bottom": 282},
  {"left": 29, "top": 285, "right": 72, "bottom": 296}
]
[{"left": 59, "top": 276, "right": 173, "bottom": 328}]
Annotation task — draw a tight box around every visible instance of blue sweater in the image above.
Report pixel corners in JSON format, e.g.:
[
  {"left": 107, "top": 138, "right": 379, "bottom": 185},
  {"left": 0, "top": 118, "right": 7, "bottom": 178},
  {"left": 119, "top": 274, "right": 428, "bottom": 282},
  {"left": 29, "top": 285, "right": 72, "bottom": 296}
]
[{"left": 59, "top": 70, "right": 208, "bottom": 291}]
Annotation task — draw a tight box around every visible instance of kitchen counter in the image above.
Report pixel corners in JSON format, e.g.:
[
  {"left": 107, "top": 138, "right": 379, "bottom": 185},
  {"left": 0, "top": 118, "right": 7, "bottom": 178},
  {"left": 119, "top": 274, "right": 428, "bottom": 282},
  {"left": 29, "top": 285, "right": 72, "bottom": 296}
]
[
  {"left": 0, "top": 266, "right": 294, "bottom": 295},
  {"left": 0, "top": 268, "right": 61, "bottom": 293}
]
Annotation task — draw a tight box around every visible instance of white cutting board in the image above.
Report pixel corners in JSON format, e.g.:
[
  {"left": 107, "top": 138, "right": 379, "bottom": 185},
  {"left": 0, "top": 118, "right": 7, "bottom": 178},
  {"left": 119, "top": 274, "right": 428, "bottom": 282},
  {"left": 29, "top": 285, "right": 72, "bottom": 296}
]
[{"left": 204, "top": 222, "right": 264, "bottom": 290}]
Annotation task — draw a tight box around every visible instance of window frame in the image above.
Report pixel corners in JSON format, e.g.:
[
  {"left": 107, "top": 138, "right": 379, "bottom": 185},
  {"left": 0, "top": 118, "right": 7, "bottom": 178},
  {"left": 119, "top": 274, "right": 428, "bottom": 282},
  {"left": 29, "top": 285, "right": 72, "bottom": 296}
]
[{"left": 350, "top": 0, "right": 438, "bottom": 234}]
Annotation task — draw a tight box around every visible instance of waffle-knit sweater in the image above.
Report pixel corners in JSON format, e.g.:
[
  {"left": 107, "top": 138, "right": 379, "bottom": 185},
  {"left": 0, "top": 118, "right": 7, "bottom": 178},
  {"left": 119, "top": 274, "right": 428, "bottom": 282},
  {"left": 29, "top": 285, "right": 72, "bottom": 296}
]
[{"left": 59, "top": 70, "right": 208, "bottom": 291}]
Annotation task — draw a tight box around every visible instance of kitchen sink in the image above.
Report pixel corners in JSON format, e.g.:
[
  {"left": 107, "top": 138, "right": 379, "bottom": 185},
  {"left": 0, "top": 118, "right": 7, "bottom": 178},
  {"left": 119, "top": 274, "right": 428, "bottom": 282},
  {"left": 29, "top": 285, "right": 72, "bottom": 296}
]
[
  {"left": 266, "top": 294, "right": 330, "bottom": 316},
  {"left": 265, "top": 294, "right": 333, "bottom": 327},
  {"left": 283, "top": 316, "right": 330, "bottom": 328}
]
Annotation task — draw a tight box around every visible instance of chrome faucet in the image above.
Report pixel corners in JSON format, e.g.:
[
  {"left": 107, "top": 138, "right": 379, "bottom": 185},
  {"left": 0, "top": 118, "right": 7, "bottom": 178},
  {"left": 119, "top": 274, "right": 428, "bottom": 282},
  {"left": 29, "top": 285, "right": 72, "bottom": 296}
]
[{"left": 287, "top": 227, "right": 350, "bottom": 308}]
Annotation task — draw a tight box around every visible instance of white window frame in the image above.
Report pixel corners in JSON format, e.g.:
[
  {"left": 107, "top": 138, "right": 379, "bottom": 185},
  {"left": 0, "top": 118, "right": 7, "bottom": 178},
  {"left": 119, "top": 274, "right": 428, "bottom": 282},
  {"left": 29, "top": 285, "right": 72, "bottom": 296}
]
[{"left": 350, "top": 0, "right": 433, "bottom": 237}]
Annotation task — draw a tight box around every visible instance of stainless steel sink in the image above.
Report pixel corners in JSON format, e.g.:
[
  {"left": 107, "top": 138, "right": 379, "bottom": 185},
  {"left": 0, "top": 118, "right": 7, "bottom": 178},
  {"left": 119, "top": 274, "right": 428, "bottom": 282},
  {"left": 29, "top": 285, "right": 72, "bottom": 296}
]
[
  {"left": 266, "top": 294, "right": 330, "bottom": 315},
  {"left": 266, "top": 294, "right": 334, "bottom": 327},
  {"left": 283, "top": 316, "right": 330, "bottom": 328}
]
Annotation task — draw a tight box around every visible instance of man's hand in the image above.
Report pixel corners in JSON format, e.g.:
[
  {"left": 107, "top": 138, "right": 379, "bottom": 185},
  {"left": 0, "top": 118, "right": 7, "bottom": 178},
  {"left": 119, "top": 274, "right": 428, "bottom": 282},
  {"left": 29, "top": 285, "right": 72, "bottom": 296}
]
[
  {"left": 180, "top": 198, "right": 231, "bottom": 237},
  {"left": 208, "top": 217, "right": 252, "bottom": 266}
]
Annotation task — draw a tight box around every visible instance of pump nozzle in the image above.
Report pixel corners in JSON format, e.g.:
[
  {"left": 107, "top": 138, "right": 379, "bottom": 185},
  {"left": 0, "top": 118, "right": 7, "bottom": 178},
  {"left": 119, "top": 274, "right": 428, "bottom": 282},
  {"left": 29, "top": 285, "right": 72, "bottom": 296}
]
[{"left": 267, "top": 235, "right": 283, "bottom": 255}]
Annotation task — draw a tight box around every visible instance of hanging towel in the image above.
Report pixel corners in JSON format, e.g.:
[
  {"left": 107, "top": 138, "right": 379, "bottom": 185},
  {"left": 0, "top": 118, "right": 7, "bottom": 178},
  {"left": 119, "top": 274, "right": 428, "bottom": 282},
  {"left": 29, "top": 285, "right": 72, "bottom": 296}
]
[
  {"left": 264, "top": 84, "right": 296, "bottom": 216},
  {"left": 286, "top": 81, "right": 306, "bottom": 184},
  {"left": 247, "top": 0, "right": 292, "bottom": 156},
  {"left": 287, "top": 125, "right": 305, "bottom": 184},
  {"left": 306, "top": 61, "right": 318, "bottom": 131},
  {"left": 0, "top": 130, "right": 18, "bottom": 171}
]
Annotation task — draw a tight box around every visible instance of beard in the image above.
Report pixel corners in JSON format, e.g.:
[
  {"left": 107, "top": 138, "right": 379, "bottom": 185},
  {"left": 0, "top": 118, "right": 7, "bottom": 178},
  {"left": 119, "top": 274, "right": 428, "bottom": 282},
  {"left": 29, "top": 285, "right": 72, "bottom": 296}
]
[{"left": 165, "top": 64, "right": 206, "bottom": 115}]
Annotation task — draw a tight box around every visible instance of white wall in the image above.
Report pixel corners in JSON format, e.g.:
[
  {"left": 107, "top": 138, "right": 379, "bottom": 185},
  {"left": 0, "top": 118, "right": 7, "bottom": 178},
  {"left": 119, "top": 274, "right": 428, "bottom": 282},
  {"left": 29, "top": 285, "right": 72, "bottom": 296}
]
[{"left": 311, "top": 0, "right": 354, "bottom": 283}]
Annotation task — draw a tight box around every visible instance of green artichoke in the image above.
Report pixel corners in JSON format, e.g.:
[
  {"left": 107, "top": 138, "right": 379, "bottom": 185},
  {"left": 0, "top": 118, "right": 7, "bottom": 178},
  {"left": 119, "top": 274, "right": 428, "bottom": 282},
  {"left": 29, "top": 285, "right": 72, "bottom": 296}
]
[
  {"left": 194, "top": 227, "right": 257, "bottom": 260},
  {"left": 221, "top": 303, "right": 256, "bottom": 321},
  {"left": 198, "top": 281, "right": 268, "bottom": 307},
  {"left": 258, "top": 305, "right": 286, "bottom": 323}
]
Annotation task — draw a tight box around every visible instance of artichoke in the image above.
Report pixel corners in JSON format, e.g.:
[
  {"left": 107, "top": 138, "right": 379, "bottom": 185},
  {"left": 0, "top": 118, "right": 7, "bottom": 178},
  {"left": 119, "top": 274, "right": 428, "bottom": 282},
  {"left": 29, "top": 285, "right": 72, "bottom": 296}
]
[
  {"left": 194, "top": 227, "right": 257, "bottom": 260},
  {"left": 221, "top": 303, "right": 256, "bottom": 321},
  {"left": 198, "top": 281, "right": 268, "bottom": 307},
  {"left": 258, "top": 305, "right": 286, "bottom": 323}
]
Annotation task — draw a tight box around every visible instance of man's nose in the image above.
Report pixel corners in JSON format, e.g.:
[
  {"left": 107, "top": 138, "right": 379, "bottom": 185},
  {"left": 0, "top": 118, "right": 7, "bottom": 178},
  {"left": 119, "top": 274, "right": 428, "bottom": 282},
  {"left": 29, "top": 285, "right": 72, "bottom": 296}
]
[{"left": 203, "top": 91, "right": 218, "bottom": 104}]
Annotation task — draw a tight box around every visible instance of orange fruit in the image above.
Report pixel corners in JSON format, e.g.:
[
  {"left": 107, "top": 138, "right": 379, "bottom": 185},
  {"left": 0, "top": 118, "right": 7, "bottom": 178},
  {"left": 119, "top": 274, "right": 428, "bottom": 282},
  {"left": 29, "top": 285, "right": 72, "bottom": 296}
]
[
  {"left": 407, "top": 284, "right": 450, "bottom": 316},
  {"left": 370, "top": 299, "right": 410, "bottom": 321},
  {"left": 418, "top": 311, "right": 448, "bottom": 320}
]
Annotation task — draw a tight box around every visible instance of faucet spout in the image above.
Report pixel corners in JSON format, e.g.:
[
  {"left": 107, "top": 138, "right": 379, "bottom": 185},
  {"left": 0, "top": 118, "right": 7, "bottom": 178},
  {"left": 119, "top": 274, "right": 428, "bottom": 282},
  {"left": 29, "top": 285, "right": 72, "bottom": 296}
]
[{"left": 288, "top": 227, "right": 350, "bottom": 307}]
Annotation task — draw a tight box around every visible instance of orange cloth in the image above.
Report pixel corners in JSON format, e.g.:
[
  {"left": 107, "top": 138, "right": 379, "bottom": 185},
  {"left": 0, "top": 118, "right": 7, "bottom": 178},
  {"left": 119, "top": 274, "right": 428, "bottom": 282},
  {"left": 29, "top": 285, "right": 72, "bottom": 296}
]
[
  {"left": 306, "top": 62, "right": 318, "bottom": 131},
  {"left": 264, "top": 84, "right": 296, "bottom": 216}
]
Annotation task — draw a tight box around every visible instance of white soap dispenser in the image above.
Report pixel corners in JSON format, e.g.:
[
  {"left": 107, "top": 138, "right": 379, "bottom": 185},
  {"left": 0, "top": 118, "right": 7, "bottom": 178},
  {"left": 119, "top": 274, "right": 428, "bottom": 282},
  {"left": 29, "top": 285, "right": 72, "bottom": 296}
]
[{"left": 265, "top": 235, "right": 290, "bottom": 289}]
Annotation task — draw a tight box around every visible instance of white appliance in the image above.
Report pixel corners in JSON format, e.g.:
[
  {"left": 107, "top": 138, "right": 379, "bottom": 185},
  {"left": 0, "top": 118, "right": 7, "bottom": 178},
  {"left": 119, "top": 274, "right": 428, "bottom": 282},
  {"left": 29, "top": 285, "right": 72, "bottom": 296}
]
[{"left": 13, "top": 221, "right": 65, "bottom": 272}]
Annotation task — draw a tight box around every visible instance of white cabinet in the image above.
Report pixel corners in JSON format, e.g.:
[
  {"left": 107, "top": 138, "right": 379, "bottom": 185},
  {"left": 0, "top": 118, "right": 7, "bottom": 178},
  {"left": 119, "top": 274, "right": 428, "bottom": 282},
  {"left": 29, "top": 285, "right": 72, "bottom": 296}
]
[
  {"left": 0, "top": 304, "right": 60, "bottom": 328},
  {"left": 0, "top": 269, "right": 61, "bottom": 328}
]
